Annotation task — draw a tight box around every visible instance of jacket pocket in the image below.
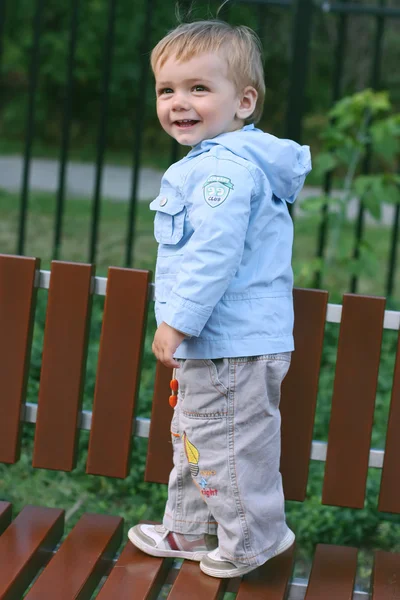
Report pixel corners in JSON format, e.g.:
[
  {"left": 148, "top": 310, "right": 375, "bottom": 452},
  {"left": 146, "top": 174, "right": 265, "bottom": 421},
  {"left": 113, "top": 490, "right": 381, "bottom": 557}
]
[{"left": 150, "top": 193, "right": 186, "bottom": 245}]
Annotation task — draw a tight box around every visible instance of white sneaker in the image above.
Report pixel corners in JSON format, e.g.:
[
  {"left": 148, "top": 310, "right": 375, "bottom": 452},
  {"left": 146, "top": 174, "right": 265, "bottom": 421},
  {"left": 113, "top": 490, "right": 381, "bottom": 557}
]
[
  {"left": 128, "top": 524, "right": 218, "bottom": 561},
  {"left": 200, "top": 528, "right": 295, "bottom": 578}
]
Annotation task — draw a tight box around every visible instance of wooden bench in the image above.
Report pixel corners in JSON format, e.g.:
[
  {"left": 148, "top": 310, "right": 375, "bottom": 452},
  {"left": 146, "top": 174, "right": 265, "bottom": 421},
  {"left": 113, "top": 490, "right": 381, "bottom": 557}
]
[{"left": 0, "top": 253, "right": 399, "bottom": 599}]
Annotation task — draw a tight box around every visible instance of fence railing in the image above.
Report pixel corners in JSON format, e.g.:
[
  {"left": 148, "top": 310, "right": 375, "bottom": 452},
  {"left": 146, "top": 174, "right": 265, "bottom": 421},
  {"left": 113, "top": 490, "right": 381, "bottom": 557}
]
[{"left": 0, "top": 0, "right": 399, "bottom": 296}]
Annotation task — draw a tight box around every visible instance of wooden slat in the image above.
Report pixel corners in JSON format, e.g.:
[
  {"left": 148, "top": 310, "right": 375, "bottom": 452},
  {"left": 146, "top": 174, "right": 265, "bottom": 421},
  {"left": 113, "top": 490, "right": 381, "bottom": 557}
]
[
  {"left": 0, "top": 502, "right": 12, "bottom": 535},
  {"left": 145, "top": 361, "right": 173, "bottom": 484},
  {"left": 168, "top": 560, "right": 227, "bottom": 600},
  {"left": 372, "top": 550, "right": 400, "bottom": 599},
  {"left": 236, "top": 544, "right": 295, "bottom": 600},
  {"left": 322, "top": 294, "right": 385, "bottom": 508},
  {"left": 33, "top": 261, "right": 94, "bottom": 471},
  {"left": 378, "top": 330, "right": 400, "bottom": 513},
  {"left": 0, "top": 505, "right": 64, "bottom": 599},
  {"left": 87, "top": 268, "right": 151, "bottom": 478},
  {"left": 304, "top": 544, "right": 358, "bottom": 599},
  {"left": 280, "top": 288, "right": 328, "bottom": 501},
  {"left": 25, "top": 513, "right": 123, "bottom": 600},
  {"left": 0, "top": 254, "right": 39, "bottom": 464},
  {"left": 97, "top": 542, "right": 172, "bottom": 600}
]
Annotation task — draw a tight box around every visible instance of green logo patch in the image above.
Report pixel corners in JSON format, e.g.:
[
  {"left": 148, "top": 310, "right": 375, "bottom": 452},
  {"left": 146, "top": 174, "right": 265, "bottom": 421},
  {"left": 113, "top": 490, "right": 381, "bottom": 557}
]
[{"left": 203, "top": 175, "right": 234, "bottom": 208}]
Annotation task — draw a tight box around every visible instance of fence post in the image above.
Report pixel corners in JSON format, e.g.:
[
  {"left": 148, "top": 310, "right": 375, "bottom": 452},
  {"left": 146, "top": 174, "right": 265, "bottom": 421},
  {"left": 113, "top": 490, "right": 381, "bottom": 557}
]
[
  {"left": 53, "top": 0, "right": 80, "bottom": 261},
  {"left": 314, "top": 2, "right": 348, "bottom": 289},
  {"left": 89, "top": 0, "right": 117, "bottom": 265},
  {"left": 0, "top": 0, "right": 5, "bottom": 107},
  {"left": 350, "top": 0, "right": 386, "bottom": 294},
  {"left": 125, "top": 0, "right": 155, "bottom": 268},
  {"left": 18, "top": 0, "right": 44, "bottom": 256},
  {"left": 285, "top": 0, "right": 314, "bottom": 144}
]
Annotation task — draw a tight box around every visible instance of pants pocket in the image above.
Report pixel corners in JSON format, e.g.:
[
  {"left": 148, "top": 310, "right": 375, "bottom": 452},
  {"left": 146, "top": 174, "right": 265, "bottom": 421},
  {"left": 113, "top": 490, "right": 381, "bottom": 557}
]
[
  {"left": 203, "top": 359, "right": 229, "bottom": 397},
  {"left": 180, "top": 360, "right": 228, "bottom": 419}
]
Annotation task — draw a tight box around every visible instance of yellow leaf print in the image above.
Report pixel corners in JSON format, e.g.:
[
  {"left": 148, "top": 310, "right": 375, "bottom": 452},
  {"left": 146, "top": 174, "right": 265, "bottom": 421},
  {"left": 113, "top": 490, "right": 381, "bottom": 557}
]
[{"left": 183, "top": 432, "right": 200, "bottom": 477}]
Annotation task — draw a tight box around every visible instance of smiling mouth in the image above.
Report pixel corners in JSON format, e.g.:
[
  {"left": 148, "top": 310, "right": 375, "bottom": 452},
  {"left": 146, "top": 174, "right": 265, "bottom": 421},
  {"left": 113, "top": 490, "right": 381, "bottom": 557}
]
[{"left": 173, "top": 119, "right": 200, "bottom": 128}]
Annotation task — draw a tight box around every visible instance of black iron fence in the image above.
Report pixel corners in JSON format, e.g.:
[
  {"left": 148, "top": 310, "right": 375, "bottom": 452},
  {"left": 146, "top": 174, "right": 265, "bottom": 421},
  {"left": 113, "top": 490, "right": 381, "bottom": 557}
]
[{"left": 0, "top": 0, "right": 399, "bottom": 295}]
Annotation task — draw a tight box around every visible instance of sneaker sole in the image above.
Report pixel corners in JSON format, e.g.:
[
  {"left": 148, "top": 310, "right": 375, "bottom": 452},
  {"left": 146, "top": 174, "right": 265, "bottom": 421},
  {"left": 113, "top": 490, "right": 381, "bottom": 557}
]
[
  {"left": 200, "top": 529, "right": 295, "bottom": 578},
  {"left": 128, "top": 527, "right": 210, "bottom": 561}
]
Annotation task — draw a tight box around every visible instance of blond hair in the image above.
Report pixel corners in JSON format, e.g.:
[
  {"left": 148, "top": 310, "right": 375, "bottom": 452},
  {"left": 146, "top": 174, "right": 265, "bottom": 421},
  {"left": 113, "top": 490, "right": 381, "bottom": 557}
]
[{"left": 151, "top": 20, "right": 265, "bottom": 124}]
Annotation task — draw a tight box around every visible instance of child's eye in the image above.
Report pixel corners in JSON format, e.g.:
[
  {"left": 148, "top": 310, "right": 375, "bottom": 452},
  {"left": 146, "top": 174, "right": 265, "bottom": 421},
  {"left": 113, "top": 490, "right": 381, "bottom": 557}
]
[
  {"left": 193, "top": 85, "right": 207, "bottom": 92},
  {"left": 158, "top": 88, "right": 173, "bottom": 95}
]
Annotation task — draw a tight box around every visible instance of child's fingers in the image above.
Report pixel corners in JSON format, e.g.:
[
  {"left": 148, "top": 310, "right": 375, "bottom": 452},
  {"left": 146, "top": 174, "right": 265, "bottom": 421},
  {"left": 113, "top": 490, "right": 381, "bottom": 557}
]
[
  {"left": 152, "top": 341, "right": 179, "bottom": 369},
  {"left": 162, "top": 348, "right": 180, "bottom": 369},
  {"left": 160, "top": 345, "right": 179, "bottom": 369}
]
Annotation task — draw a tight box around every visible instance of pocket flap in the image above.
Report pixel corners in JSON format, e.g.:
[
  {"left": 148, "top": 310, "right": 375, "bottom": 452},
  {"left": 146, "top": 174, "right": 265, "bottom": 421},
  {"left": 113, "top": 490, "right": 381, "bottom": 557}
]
[
  {"left": 151, "top": 191, "right": 186, "bottom": 245},
  {"left": 150, "top": 192, "right": 185, "bottom": 216}
]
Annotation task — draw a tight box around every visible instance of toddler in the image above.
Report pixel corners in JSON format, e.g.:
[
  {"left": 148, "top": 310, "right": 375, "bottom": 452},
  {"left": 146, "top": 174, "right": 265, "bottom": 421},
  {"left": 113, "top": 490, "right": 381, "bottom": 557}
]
[{"left": 128, "top": 19, "right": 311, "bottom": 578}]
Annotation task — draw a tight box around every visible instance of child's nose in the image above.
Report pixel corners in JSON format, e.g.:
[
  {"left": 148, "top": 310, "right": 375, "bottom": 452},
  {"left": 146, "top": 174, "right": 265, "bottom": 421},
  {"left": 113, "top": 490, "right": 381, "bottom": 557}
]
[{"left": 172, "top": 92, "right": 190, "bottom": 111}]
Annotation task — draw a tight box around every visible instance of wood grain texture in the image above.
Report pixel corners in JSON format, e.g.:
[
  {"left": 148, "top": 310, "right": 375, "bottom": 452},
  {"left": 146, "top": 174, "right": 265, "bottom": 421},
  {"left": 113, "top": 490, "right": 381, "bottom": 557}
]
[
  {"left": 323, "top": 294, "right": 385, "bottom": 508},
  {"left": 25, "top": 513, "right": 123, "bottom": 600},
  {"left": 0, "top": 505, "right": 64, "bottom": 600},
  {"left": 280, "top": 288, "right": 328, "bottom": 501},
  {"left": 145, "top": 361, "right": 174, "bottom": 484},
  {"left": 305, "top": 544, "right": 358, "bottom": 599},
  {"left": 168, "top": 561, "right": 227, "bottom": 600},
  {"left": 372, "top": 550, "right": 400, "bottom": 599},
  {"left": 87, "top": 267, "right": 151, "bottom": 478},
  {"left": 97, "top": 542, "right": 172, "bottom": 600},
  {"left": 236, "top": 544, "right": 295, "bottom": 600},
  {"left": 33, "top": 261, "right": 94, "bottom": 471},
  {"left": 0, "top": 255, "right": 39, "bottom": 464}
]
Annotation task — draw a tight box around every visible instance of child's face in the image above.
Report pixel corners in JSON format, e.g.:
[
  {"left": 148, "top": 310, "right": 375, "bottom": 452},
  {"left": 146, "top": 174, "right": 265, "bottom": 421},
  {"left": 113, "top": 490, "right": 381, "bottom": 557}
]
[{"left": 155, "top": 52, "right": 244, "bottom": 146}]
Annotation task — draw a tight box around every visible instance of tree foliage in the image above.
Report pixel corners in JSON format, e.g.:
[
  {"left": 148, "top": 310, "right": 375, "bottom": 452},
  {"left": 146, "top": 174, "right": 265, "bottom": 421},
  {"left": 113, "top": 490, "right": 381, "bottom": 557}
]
[
  {"left": 1, "top": 0, "right": 399, "bottom": 153},
  {"left": 298, "top": 89, "right": 400, "bottom": 290}
]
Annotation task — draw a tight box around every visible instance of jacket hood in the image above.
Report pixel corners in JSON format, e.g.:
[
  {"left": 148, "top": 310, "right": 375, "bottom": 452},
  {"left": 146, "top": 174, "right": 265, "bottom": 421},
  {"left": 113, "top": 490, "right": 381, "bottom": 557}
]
[{"left": 188, "top": 124, "right": 312, "bottom": 204}]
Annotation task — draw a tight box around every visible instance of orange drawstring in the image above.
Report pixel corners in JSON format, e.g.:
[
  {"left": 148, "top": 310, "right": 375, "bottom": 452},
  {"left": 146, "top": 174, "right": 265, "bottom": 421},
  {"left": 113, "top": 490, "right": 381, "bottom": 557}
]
[{"left": 169, "top": 368, "right": 179, "bottom": 408}]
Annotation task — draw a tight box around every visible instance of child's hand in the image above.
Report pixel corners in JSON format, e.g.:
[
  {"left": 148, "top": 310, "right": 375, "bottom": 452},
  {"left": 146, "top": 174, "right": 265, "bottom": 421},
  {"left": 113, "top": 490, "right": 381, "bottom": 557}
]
[{"left": 152, "top": 322, "right": 186, "bottom": 369}]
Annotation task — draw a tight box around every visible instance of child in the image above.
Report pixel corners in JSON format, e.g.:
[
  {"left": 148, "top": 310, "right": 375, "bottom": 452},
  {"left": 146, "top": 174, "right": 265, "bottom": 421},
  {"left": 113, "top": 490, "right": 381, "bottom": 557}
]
[{"left": 128, "top": 19, "right": 311, "bottom": 578}]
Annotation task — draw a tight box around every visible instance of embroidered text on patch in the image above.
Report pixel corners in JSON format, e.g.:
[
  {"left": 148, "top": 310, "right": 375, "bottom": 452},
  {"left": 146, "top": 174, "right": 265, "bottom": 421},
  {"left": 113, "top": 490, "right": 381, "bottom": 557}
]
[{"left": 203, "top": 175, "right": 234, "bottom": 208}]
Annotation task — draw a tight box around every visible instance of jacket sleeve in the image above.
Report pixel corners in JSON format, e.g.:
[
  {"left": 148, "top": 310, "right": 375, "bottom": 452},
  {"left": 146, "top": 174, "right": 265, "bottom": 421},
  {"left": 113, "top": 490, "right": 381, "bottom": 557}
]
[{"left": 162, "top": 156, "right": 257, "bottom": 337}]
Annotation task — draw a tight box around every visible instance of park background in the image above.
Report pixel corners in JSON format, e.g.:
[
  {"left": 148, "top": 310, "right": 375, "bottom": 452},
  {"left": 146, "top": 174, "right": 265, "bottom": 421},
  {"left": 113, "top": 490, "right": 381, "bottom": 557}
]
[{"left": 0, "top": 0, "right": 400, "bottom": 596}]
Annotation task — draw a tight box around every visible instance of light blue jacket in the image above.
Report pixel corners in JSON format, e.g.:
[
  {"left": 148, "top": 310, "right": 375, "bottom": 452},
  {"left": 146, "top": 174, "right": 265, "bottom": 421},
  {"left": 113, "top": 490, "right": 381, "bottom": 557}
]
[{"left": 150, "top": 124, "right": 311, "bottom": 359}]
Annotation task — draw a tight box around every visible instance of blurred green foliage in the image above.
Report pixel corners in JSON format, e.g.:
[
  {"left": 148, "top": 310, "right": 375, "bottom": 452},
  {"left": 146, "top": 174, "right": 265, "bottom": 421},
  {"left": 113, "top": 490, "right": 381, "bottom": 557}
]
[
  {"left": 298, "top": 90, "right": 400, "bottom": 290},
  {"left": 1, "top": 0, "right": 400, "bottom": 162}
]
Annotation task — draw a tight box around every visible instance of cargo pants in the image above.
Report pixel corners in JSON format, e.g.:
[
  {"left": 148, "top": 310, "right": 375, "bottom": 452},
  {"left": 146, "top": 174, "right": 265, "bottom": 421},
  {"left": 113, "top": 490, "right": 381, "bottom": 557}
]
[{"left": 162, "top": 353, "right": 292, "bottom": 566}]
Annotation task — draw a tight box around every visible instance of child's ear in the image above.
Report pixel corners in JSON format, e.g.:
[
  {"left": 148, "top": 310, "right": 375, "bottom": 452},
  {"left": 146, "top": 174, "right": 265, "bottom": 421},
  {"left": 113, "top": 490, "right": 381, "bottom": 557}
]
[{"left": 236, "top": 86, "right": 258, "bottom": 120}]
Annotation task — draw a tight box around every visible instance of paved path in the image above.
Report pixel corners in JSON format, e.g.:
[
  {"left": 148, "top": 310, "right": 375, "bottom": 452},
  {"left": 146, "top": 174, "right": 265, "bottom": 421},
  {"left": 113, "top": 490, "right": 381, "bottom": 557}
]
[
  {"left": 0, "top": 155, "right": 395, "bottom": 226},
  {"left": 0, "top": 156, "right": 162, "bottom": 202}
]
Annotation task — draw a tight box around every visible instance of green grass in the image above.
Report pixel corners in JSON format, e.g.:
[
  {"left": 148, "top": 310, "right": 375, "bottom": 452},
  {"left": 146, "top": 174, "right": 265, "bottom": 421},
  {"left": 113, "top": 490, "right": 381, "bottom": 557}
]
[
  {"left": 1, "top": 189, "right": 400, "bottom": 595},
  {"left": 0, "top": 189, "right": 157, "bottom": 274},
  {"left": 293, "top": 212, "right": 400, "bottom": 303}
]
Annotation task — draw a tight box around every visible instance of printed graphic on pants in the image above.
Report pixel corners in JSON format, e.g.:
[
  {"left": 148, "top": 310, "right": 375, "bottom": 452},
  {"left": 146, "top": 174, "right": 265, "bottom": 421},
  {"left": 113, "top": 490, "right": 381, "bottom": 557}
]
[
  {"left": 200, "top": 475, "right": 218, "bottom": 497},
  {"left": 182, "top": 432, "right": 199, "bottom": 477}
]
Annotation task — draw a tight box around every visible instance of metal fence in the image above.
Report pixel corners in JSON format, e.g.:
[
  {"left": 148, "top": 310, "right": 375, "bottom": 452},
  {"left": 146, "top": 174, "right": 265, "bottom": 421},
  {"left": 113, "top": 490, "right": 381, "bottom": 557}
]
[{"left": 0, "top": 0, "right": 399, "bottom": 295}]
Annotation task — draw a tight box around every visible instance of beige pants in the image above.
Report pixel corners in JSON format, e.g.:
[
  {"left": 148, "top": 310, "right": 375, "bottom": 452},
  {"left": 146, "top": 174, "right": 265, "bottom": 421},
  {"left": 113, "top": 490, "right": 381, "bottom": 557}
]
[{"left": 163, "top": 353, "right": 291, "bottom": 566}]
